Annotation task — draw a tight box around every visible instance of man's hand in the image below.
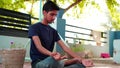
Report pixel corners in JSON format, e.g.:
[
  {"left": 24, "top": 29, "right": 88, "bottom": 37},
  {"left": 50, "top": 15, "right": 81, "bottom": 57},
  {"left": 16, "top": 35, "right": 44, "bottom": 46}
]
[
  {"left": 51, "top": 52, "right": 61, "bottom": 60},
  {"left": 71, "top": 58, "right": 94, "bottom": 67},
  {"left": 81, "top": 59, "right": 94, "bottom": 67},
  {"left": 51, "top": 52, "right": 67, "bottom": 60}
]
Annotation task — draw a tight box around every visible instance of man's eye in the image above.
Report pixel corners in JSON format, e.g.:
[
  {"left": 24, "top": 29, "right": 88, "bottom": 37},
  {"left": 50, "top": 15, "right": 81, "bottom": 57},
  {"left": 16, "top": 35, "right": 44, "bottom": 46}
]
[
  {"left": 50, "top": 14, "right": 54, "bottom": 16},
  {"left": 50, "top": 13, "right": 57, "bottom": 16}
]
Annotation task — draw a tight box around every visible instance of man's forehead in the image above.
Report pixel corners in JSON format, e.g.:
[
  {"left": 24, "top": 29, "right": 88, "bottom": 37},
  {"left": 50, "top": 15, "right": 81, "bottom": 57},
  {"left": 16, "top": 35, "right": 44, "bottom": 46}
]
[{"left": 48, "top": 10, "right": 58, "bottom": 14}]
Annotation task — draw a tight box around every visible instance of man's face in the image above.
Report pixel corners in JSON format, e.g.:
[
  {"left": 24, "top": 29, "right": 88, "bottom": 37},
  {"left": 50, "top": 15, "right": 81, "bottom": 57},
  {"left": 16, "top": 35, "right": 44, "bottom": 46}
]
[{"left": 44, "top": 10, "right": 58, "bottom": 24}]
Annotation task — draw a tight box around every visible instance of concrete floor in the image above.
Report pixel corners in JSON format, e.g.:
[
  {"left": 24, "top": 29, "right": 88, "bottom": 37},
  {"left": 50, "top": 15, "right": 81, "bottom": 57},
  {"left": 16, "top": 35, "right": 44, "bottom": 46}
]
[
  {"left": 0, "top": 62, "right": 120, "bottom": 68},
  {"left": 87, "top": 63, "right": 120, "bottom": 68},
  {"left": 87, "top": 58, "right": 120, "bottom": 68},
  {"left": 23, "top": 62, "right": 31, "bottom": 68},
  {"left": 0, "top": 58, "right": 120, "bottom": 68},
  {"left": 0, "top": 62, "right": 31, "bottom": 68},
  {"left": 23, "top": 62, "right": 120, "bottom": 68}
]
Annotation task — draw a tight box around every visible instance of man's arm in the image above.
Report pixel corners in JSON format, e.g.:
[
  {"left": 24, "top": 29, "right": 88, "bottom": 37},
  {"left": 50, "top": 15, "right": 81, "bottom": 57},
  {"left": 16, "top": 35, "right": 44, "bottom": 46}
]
[
  {"left": 57, "top": 40, "right": 94, "bottom": 67},
  {"left": 32, "top": 36, "right": 63, "bottom": 60},
  {"left": 57, "top": 40, "right": 82, "bottom": 60},
  {"left": 32, "top": 36, "right": 52, "bottom": 56},
  {"left": 64, "top": 58, "right": 78, "bottom": 66}
]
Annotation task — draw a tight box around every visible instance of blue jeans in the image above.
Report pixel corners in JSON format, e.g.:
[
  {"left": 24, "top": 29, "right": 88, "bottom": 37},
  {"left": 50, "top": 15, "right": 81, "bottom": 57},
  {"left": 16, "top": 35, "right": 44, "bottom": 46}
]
[
  {"left": 64, "top": 63, "right": 85, "bottom": 68},
  {"left": 32, "top": 57, "right": 85, "bottom": 68}
]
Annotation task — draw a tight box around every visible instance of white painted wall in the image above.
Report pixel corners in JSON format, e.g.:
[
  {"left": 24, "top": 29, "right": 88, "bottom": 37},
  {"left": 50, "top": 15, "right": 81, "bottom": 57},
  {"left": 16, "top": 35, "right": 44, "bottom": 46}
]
[
  {"left": 83, "top": 45, "right": 109, "bottom": 57},
  {"left": 83, "top": 31, "right": 109, "bottom": 58}
]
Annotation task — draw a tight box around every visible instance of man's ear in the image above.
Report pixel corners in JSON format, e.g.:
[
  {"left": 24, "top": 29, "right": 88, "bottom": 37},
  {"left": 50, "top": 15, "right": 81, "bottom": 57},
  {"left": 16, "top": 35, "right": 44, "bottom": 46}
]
[{"left": 43, "top": 10, "right": 47, "bottom": 15}]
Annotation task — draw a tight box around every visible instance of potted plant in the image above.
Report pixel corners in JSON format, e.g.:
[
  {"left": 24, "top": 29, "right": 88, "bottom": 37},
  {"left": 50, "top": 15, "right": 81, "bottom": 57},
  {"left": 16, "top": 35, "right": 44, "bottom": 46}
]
[
  {"left": 0, "top": 41, "right": 28, "bottom": 68},
  {"left": 70, "top": 40, "right": 86, "bottom": 58}
]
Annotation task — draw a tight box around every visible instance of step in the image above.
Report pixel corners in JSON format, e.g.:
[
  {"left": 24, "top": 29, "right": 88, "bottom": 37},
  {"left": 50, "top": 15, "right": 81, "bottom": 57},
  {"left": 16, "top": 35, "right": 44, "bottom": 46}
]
[{"left": 92, "top": 58, "right": 114, "bottom": 64}]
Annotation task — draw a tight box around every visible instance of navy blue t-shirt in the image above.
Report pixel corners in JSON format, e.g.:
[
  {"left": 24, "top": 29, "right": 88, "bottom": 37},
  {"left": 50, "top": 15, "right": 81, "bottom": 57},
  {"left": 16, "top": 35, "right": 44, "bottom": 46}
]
[{"left": 28, "top": 22, "right": 60, "bottom": 63}]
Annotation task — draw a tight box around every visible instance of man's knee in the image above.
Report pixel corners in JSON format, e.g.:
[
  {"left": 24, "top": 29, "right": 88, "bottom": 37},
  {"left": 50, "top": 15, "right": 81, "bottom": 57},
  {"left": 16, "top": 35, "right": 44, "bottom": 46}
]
[
  {"left": 64, "top": 63, "right": 85, "bottom": 68},
  {"left": 47, "top": 60, "right": 64, "bottom": 68},
  {"left": 36, "top": 62, "right": 50, "bottom": 68},
  {"left": 34, "top": 57, "right": 64, "bottom": 68}
]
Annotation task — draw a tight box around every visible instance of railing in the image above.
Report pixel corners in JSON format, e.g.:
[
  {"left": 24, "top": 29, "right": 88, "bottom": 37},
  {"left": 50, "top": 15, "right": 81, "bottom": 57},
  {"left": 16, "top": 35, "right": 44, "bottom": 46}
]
[
  {"left": 0, "top": 8, "right": 107, "bottom": 46},
  {"left": 65, "top": 24, "right": 107, "bottom": 46},
  {"left": 30, "top": 17, "right": 108, "bottom": 46},
  {"left": 0, "top": 8, "right": 31, "bottom": 38}
]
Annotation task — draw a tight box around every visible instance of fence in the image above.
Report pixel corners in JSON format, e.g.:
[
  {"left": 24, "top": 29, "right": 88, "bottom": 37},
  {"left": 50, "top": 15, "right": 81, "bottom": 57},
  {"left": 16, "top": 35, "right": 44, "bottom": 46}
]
[
  {"left": 65, "top": 24, "right": 107, "bottom": 46},
  {"left": 0, "top": 8, "right": 31, "bottom": 38},
  {"left": 30, "top": 17, "right": 107, "bottom": 46}
]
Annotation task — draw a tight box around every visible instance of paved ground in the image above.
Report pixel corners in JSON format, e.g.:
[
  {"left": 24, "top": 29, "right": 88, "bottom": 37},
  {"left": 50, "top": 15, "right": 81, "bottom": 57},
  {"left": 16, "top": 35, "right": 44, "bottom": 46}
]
[
  {"left": 23, "top": 62, "right": 31, "bottom": 68},
  {"left": 87, "top": 62, "right": 120, "bottom": 68},
  {"left": 0, "top": 58, "right": 120, "bottom": 68},
  {"left": 0, "top": 62, "right": 120, "bottom": 68},
  {"left": 23, "top": 62, "right": 120, "bottom": 68}
]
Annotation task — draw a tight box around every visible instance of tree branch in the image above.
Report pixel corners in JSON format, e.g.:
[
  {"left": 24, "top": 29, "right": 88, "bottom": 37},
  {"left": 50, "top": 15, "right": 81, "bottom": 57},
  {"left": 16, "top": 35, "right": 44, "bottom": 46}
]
[{"left": 64, "top": 0, "right": 82, "bottom": 13}]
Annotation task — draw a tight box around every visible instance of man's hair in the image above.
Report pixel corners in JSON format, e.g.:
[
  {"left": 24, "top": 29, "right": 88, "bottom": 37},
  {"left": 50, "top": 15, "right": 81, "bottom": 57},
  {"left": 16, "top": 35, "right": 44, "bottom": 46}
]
[{"left": 43, "top": 1, "right": 60, "bottom": 12}]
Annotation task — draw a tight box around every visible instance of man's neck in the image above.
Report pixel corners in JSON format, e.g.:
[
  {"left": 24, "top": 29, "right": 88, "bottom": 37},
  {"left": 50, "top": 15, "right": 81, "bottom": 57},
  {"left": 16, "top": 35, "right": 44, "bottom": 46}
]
[{"left": 41, "top": 19, "right": 48, "bottom": 25}]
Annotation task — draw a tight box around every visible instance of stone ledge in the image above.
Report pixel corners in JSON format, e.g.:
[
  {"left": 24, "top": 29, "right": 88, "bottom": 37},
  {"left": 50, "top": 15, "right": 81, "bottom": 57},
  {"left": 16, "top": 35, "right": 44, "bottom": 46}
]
[{"left": 92, "top": 58, "right": 114, "bottom": 64}]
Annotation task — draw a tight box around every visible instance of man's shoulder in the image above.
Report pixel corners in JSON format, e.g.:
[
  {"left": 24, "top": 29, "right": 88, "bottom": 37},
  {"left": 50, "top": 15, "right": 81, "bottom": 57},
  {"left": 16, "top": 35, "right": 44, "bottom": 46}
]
[
  {"left": 32, "top": 22, "right": 41, "bottom": 25},
  {"left": 30, "top": 22, "right": 41, "bottom": 27},
  {"left": 48, "top": 25, "right": 57, "bottom": 31}
]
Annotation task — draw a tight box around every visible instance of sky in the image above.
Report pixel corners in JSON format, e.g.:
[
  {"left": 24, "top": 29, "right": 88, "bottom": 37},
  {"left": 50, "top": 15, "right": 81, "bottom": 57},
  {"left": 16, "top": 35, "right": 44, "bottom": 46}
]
[{"left": 63, "top": 0, "right": 110, "bottom": 32}]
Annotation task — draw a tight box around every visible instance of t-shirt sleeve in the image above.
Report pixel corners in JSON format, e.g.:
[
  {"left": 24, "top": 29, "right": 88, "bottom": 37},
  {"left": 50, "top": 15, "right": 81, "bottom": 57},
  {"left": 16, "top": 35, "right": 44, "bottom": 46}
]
[
  {"left": 28, "top": 25, "right": 38, "bottom": 38},
  {"left": 55, "top": 30, "right": 61, "bottom": 42}
]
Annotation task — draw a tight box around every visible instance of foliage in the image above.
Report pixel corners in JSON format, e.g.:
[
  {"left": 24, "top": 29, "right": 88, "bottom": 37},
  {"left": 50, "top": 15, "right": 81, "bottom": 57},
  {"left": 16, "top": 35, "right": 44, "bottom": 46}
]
[
  {"left": 52, "top": 0, "right": 101, "bottom": 18},
  {"left": 70, "top": 43, "right": 85, "bottom": 52},
  {"left": 106, "top": 0, "right": 120, "bottom": 30},
  {"left": 0, "top": 0, "right": 25, "bottom": 11},
  {"left": 10, "top": 41, "right": 24, "bottom": 49},
  {"left": 55, "top": 0, "right": 120, "bottom": 30},
  {"left": 69, "top": 34, "right": 85, "bottom": 52},
  {"left": 0, "top": 0, "right": 120, "bottom": 30}
]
